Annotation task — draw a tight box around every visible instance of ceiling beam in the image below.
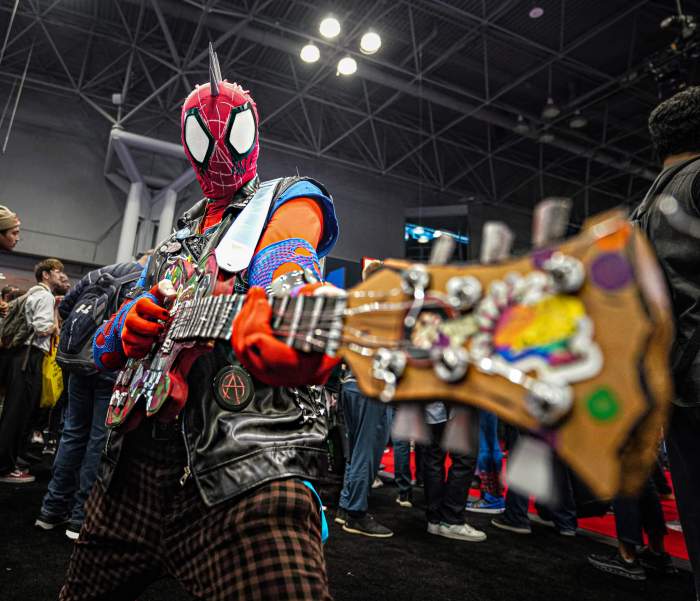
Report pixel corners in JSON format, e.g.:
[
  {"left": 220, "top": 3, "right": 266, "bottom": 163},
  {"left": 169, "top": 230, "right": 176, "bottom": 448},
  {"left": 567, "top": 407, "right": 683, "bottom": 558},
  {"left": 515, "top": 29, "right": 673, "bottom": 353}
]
[{"left": 120, "top": 0, "right": 655, "bottom": 181}]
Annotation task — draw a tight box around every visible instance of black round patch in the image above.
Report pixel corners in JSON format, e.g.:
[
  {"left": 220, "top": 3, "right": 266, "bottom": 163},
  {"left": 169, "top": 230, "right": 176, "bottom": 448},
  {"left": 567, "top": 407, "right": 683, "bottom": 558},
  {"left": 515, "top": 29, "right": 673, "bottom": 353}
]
[{"left": 213, "top": 365, "right": 255, "bottom": 411}]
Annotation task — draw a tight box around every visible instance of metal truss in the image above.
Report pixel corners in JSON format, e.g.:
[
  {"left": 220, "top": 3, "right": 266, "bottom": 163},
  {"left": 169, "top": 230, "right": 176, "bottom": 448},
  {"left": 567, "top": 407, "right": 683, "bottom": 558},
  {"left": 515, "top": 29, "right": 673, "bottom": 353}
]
[{"left": 0, "top": 0, "right": 672, "bottom": 217}]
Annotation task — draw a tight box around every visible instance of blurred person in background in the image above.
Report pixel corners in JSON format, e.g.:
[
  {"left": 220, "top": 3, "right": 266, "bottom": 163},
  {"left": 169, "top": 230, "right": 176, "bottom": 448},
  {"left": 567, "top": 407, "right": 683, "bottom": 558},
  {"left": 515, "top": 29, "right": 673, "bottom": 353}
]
[
  {"left": 0, "top": 204, "right": 20, "bottom": 253},
  {"left": 0, "top": 258, "right": 66, "bottom": 483},
  {"left": 630, "top": 85, "right": 700, "bottom": 597},
  {"left": 35, "top": 255, "right": 148, "bottom": 540},
  {"left": 424, "top": 403, "right": 485, "bottom": 543},
  {"left": 466, "top": 409, "right": 505, "bottom": 514}
]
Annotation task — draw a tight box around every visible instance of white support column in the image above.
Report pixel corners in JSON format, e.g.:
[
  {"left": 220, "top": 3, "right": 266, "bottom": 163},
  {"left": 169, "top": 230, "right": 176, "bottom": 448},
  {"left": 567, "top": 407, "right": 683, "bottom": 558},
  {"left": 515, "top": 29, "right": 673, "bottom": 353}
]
[
  {"left": 155, "top": 188, "right": 177, "bottom": 245},
  {"left": 116, "top": 182, "right": 143, "bottom": 262}
]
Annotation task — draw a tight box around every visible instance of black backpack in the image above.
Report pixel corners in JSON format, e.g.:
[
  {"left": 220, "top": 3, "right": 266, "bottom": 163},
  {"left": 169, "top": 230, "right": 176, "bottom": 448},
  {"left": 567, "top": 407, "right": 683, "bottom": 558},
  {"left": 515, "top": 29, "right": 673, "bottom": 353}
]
[
  {"left": 0, "top": 285, "right": 44, "bottom": 349},
  {"left": 57, "top": 271, "right": 139, "bottom": 375}
]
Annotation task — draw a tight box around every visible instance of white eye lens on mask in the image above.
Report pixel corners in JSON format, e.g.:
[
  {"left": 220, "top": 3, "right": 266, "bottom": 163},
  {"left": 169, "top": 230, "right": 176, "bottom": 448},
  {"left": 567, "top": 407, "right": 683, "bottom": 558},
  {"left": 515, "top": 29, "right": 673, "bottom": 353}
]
[
  {"left": 226, "top": 103, "right": 257, "bottom": 159},
  {"left": 184, "top": 110, "right": 214, "bottom": 168}
]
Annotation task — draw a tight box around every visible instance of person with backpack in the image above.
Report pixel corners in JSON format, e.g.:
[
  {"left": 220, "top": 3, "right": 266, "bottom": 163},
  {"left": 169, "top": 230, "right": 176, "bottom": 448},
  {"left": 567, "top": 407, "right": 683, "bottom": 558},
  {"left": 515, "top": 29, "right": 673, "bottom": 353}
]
[
  {"left": 0, "top": 258, "right": 66, "bottom": 484},
  {"left": 34, "top": 255, "right": 148, "bottom": 539}
]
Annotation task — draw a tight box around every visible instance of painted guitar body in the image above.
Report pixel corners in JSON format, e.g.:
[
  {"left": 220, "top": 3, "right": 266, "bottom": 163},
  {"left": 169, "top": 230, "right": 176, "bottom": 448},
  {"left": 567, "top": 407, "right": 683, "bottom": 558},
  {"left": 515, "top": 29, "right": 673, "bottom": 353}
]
[{"left": 106, "top": 251, "right": 231, "bottom": 428}]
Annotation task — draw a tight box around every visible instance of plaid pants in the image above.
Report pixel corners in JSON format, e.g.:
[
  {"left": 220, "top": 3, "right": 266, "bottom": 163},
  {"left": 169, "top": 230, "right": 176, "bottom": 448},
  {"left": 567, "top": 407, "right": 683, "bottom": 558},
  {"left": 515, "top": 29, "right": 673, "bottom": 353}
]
[{"left": 59, "top": 435, "right": 331, "bottom": 600}]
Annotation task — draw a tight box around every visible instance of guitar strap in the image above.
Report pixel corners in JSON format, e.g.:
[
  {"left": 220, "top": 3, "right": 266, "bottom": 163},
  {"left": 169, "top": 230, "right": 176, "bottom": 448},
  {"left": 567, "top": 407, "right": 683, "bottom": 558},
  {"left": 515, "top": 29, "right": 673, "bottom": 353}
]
[{"left": 215, "top": 178, "right": 282, "bottom": 273}]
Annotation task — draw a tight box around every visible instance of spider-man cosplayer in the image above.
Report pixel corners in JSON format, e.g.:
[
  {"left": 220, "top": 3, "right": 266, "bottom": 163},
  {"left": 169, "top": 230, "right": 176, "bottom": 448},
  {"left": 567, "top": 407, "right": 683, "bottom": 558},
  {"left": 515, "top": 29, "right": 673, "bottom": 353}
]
[{"left": 59, "top": 51, "right": 339, "bottom": 601}]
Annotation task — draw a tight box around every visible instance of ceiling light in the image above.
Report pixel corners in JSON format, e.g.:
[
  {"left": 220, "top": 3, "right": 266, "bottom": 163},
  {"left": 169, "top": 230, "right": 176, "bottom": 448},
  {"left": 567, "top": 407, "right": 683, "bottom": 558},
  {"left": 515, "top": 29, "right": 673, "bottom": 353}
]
[
  {"left": 413, "top": 226, "right": 425, "bottom": 235},
  {"left": 337, "top": 57, "right": 357, "bottom": 76},
  {"left": 360, "top": 31, "right": 382, "bottom": 55},
  {"left": 529, "top": 7, "right": 544, "bottom": 19},
  {"left": 417, "top": 235, "right": 430, "bottom": 244},
  {"left": 539, "top": 131, "right": 555, "bottom": 144},
  {"left": 320, "top": 16, "right": 341, "bottom": 39},
  {"left": 514, "top": 114, "right": 530, "bottom": 135},
  {"left": 569, "top": 110, "right": 588, "bottom": 129},
  {"left": 300, "top": 43, "right": 320, "bottom": 63},
  {"left": 433, "top": 230, "right": 442, "bottom": 238},
  {"left": 542, "top": 97, "right": 561, "bottom": 119}
]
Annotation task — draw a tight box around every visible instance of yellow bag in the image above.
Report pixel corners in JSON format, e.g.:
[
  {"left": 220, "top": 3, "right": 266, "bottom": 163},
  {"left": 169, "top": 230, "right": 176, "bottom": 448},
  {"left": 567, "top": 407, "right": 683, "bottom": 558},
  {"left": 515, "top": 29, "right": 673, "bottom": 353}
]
[{"left": 40, "top": 337, "right": 64, "bottom": 409}]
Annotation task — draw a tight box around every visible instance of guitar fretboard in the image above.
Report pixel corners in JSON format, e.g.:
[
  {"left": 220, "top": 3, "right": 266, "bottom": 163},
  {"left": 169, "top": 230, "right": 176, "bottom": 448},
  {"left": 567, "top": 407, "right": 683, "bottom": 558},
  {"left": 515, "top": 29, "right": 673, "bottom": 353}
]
[{"left": 168, "top": 293, "right": 346, "bottom": 356}]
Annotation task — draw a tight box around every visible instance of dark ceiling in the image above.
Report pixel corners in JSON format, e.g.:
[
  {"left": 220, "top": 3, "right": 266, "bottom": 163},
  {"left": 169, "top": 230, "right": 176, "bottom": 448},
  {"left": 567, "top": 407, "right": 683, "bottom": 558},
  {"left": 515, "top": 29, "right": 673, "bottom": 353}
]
[{"left": 1, "top": 0, "right": 699, "bottom": 222}]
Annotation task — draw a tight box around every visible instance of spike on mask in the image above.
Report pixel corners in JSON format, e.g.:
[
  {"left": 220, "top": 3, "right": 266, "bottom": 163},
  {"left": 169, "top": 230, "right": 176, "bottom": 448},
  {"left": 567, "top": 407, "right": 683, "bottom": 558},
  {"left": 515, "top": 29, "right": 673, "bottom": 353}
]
[{"left": 181, "top": 47, "right": 259, "bottom": 200}]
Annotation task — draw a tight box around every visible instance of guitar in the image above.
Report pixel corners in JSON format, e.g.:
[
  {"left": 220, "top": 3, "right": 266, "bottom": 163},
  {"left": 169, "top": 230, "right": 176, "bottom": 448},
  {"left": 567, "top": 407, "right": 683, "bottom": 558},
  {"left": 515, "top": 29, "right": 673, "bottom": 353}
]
[{"left": 106, "top": 209, "right": 673, "bottom": 500}]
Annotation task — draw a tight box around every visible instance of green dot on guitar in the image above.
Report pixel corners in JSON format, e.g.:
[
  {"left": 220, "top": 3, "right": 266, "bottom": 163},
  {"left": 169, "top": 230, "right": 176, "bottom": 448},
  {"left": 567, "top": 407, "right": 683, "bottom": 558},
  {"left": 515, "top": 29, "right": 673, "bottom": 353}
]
[{"left": 586, "top": 387, "right": 619, "bottom": 422}]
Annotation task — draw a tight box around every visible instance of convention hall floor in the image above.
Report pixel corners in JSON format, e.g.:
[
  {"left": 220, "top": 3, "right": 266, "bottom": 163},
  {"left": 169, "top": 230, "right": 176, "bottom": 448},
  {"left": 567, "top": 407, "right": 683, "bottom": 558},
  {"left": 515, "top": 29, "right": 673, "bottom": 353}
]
[{"left": 0, "top": 459, "right": 694, "bottom": 601}]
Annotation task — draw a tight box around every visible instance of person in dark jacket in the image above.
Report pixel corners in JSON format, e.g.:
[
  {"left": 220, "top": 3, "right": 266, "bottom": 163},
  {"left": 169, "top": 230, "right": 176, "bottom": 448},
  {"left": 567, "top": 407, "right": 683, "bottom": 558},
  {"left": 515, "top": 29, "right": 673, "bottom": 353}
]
[
  {"left": 626, "top": 86, "right": 700, "bottom": 596},
  {"left": 34, "top": 256, "right": 148, "bottom": 540}
]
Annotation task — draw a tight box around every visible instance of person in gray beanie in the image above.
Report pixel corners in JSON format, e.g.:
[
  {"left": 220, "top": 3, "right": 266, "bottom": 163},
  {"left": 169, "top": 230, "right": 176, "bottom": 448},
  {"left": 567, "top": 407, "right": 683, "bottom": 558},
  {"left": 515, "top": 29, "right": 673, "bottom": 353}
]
[{"left": 0, "top": 205, "right": 20, "bottom": 252}]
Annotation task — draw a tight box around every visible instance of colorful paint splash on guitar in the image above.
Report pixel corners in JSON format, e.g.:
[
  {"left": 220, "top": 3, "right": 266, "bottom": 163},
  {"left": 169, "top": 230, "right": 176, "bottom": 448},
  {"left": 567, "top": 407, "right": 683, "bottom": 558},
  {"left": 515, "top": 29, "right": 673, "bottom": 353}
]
[{"left": 490, "top": 293, "right": 602, "bottom": 384}]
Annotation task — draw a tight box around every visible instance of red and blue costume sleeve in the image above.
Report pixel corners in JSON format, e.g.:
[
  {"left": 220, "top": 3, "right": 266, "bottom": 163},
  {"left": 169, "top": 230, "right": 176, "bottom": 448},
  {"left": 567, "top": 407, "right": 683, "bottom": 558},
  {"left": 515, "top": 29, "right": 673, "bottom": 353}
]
[
  {"left": 93, "top": 296, "right": 139, "bottom": 371},
  {"left": 247, "top": 180, "right": 338, "bottom": 288},
  {"left": 233, "top": 181, "right": 341, "bottom": 387}
]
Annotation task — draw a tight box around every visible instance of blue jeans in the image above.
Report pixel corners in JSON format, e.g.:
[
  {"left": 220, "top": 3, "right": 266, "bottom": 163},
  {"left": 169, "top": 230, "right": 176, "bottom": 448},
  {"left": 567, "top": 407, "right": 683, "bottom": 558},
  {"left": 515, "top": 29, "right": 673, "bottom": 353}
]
[
  {"left": 393, "top": 439, "right": 412, "bottom": 494},
  {"left": 477, "top": 410, "right": 502, "bottom": 474},
  {"left": 338, "top": 381, "right": 389, "bottom": 514},
  {"left": 40, "top": 373, "right": 112, "bottom": 526}
]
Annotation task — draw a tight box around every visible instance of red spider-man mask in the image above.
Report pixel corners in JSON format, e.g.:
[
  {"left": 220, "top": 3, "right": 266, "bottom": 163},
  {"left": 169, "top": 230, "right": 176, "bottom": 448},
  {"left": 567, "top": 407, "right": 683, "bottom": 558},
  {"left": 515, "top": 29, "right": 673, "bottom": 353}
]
[{"left": 181, "top": 81, "right": 260, "bottom": 200}]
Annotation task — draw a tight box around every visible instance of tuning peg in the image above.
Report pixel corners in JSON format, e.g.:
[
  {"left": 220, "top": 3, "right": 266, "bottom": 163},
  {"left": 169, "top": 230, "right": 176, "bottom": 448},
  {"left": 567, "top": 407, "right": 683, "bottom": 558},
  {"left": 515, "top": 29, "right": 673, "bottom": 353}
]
[
  {"left": 440, "top": 407, "right": 474, "bottom": 455},
  {"left": 532, "top": 197, "right": 572, "bottom": 247},
  {"left": 480, "top": 222, "right": 514, "bottom": 263},
  {"left": 391, "top": 404, "right": 430, "bottom": 445},
  {"left": 429, "top": 235, "right": 456, "bottom": 265},
  {"left": 505, "top": 435, "right": 558, "bottom": 507}
]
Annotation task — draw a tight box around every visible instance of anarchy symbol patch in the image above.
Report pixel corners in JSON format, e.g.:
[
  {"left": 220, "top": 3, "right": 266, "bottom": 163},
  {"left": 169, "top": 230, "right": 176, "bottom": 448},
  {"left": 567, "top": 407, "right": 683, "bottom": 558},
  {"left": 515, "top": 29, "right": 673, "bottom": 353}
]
[{"left": 213, "top": 365, "right": 255, "bottom": 411}]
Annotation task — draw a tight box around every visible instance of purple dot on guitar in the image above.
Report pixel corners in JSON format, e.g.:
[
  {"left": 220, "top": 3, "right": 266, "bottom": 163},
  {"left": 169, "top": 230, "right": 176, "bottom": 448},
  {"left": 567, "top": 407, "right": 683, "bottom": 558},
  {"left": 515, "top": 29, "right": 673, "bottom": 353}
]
[
  {"left": 590, "top": 253, "right": 632, "bottom": 291},
  {"left": 532, "top": 248, "right": 554, "bottom": 269}
]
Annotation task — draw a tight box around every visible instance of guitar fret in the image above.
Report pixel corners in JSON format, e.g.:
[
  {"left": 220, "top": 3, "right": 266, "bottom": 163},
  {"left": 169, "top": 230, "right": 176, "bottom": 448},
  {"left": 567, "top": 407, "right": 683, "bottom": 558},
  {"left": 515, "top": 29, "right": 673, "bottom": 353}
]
[
  {"left": 234, "top": 294, "right": 245, "bottom": 318},
  {"left": 324, "top": 296, "right": 346, "bottom": 357},
  {"left": 203, "top": 297, "right": 211, "bottom": 338},
  {"left": 201, "top": 296, "right": 213, "bottom": 337},
  {"left": 286, "top": 296, "right": 304, "bottom": 347},
  {"left": 273, "top": 296, "right": 289, "bottom": 330},
  {"left": 178, "top": 303, "right": 187, "bottom": 340},
  {"left": 304, "top": 296, "right": 324, "bottom": 352},
  {"left": 220, "top": 295, "right": 234, "bottom": 338},
  {"left": 174, "top": 303, "right": 184, "bottom": 341},
  {"left": 213, "top": 295, "right": 226, "bottom": 339},
  {"left": 203, "top": 296, "right": 215, "bottom": 339},
  {"left": 192, "top": 296, "right": 205, "bottom": 339},
  {"left": 225, "top": 295, "right": 241, "bottom": 337},
  {"left": 183, "top": 301, "right": 194, "bottom": 339}
]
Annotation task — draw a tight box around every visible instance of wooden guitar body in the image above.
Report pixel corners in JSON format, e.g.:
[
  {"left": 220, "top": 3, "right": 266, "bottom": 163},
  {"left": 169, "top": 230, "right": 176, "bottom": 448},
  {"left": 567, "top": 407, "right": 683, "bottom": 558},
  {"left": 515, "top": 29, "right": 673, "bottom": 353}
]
[{"left": 340, "top": 212, "right": 673, "bottom": 498}]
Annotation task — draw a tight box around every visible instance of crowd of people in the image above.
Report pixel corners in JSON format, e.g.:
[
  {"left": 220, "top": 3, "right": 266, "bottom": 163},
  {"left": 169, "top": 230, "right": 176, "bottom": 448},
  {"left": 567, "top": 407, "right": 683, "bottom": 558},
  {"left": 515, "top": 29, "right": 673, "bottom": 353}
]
[{"left": 0, "top": 78, "right": 698, "bottom": 601}]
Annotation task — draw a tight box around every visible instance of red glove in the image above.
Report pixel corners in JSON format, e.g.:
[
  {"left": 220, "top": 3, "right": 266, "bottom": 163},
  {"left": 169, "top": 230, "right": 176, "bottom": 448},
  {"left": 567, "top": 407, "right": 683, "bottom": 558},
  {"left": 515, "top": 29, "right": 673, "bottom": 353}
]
[
  {"left": 122, "top": 281, "right": 175, "bottom": 358},
  {"left": 232, "top": 286, "right": 340, "bottom": 387}
]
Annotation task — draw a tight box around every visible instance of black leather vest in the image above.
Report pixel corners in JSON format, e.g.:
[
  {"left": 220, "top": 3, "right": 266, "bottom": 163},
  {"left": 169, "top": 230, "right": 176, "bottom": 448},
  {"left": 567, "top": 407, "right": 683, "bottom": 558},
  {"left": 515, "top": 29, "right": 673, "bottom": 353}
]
[{"left": 99, "top": 180, "right": 331, "bottom": 506}]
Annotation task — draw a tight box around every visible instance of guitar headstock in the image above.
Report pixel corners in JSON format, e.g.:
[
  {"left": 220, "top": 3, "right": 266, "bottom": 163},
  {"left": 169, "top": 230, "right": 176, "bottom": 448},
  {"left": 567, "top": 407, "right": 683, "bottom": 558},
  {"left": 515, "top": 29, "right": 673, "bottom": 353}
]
[{"left": 339, "top": 210, "right": 673, "bottom": 499}]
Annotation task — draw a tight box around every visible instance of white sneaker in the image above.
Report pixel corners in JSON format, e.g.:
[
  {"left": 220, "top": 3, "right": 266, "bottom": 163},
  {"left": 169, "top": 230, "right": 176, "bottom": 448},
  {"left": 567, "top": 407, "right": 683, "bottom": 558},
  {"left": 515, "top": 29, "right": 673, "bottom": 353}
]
[
  {"left": 65, "top": 527, "right": 80, "bottom": 541},
  {"left": 427, "top": 522, "right": 440, "bottom": 535},
  {"left": 437, "top": 522, "right": 487, "bottom": 542},
  {"left": 371, "top": 477, "right": 383, "bottom": 489}
]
